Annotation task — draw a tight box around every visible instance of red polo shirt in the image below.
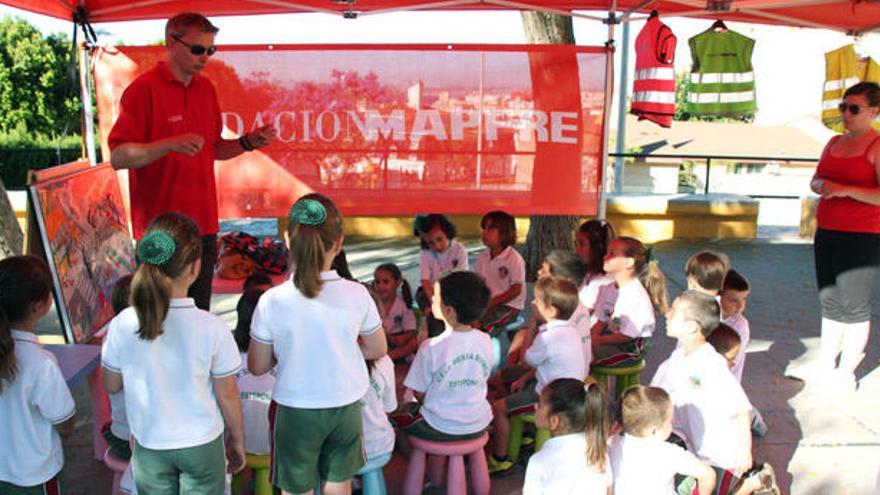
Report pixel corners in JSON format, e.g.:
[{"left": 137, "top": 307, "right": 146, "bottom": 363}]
[{"left": 108, "top": 62, "right": 222, "bottom": 238}]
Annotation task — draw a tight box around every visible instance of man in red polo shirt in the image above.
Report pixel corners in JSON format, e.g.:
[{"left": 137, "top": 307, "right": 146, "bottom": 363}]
[{"left": 109, "top": 12, "right": 275, "bottom": 310}]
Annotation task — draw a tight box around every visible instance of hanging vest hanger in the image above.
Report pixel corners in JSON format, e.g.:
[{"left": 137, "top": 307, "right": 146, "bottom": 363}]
[
  {"left": 649, "top": 9, "right": 659, "bottom": 19},
  {"left": 710, "top": 19, "right": 728, "bottom": 32}
]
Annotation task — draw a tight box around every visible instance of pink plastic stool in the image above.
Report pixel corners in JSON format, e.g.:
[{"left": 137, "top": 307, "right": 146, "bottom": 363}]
[
  {"left": 103, "top": 448, "right": 128, "bottom": 495},
  {"left": 403, "top": 433, "right": 490, "bottom": 495}
]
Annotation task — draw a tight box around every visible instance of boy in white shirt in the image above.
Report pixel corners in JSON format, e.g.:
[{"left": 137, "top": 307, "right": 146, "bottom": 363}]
[
  {"left": 720, "top": 270, "right": 750, "bottom": 383},
  {"left": 401, "top": 271, "right": 494, "bottom": 441},
  {"left": 651, "top": 291, "right": 779, "bottom": 495},
  {"left": 489, "top": 276, "right": 586, "bottom": 474},
  {"left": 611, "top": 385, "right": 716, "bottom": 495}
]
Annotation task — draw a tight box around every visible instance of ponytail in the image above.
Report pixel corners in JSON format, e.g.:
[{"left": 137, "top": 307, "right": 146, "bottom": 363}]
[
  {"left": 0, "top": 255, "right": 53, "bottom": 390},
  {"left": 400, "top": 279, "right": 414, "bottom": 309},
  {"left": 132, "top": 213, "right": 202, "bottom": 341},
  {"left": 0, "top": 308, "right": 14, "bottom": 393},
  {"left": 542, "top": 378, "right": 609, "bottom": 473},
  {"left": 642, "top": 260, "right": 669, "bottom": 315},
  {"left": 287, "top": 194, "right": 343, "bottom": 299}
]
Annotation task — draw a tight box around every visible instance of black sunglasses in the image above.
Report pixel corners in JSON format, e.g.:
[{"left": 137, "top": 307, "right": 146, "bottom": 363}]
[
  {"left": 838, "top": 102, "right": 870, "bottom": 115},
  {"left": 172, "top": 35, "right": 216, "bottom": 56}
]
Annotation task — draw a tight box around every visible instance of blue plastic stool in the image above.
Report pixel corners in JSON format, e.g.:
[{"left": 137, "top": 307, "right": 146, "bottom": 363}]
[{"left": 315, "top": 451, "right": 391, "bottom": 495}]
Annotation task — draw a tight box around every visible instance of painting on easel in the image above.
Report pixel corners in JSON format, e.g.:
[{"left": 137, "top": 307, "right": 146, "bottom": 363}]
[{"left": 28, "top": 162, "right": 135, "bottom": 343}]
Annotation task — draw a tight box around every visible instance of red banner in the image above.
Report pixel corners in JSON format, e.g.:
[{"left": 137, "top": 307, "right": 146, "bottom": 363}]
[{"left": 94, "top": 44, "right": 607, "bottom": 218}]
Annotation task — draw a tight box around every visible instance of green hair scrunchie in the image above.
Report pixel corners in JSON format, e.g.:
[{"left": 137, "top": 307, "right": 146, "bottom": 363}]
[
  {"left": 137, "top": 230, "right": 176, "bottom": 266},
  {"left": 289, "top": 198, "right": 327, "bottom": 226},
  {"left": 412, "top": 214, "right": 429, "bottom": 235}
]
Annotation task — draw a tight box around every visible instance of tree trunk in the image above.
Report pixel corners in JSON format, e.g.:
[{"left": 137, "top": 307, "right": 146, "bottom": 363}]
[
  {"left": 0, "top": 178, "right": 23, "bottom": 259},
  {"left": 521, "top": 11, "right": 580, "bottom": 281}
]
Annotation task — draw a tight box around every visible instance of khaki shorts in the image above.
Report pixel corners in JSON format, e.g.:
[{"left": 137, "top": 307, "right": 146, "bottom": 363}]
[{"left": 269, "top": 401, "right": 364, "bottom": 493}]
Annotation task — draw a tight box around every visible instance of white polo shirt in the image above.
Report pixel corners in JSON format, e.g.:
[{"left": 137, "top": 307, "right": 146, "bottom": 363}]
[
  {"left": 593, "top": 279, "right": 655, "bottom": 339},
  {"left": 361, "top": 355, "right": 397, "bottom": 459},
  {"left": 610, "top": 433, "right": 706, "bottom": 495},
  {"left": 650, "top": 343, "right": 752, "bottom": 470},
  {"left": 419, "top": 240, "right": 469, "bottom": 285},
  {"left": 474, "top": 246, "right": 526, "bottom": 310},
  {"left": 381, "top": 295, "right": 417, "bottom": 335},
  {"left": 236, "top": 352, "right": 276, "bottom": 455},
  {"left": 251, "top": 271, "right": 382, "bottom": 408},
  {"left": 723, "top": 313, "right": 750, "bottom": 383},
  {"left": 579, "top": 273, "right": 614, "bottom": 311},
  {"left": 568, "top": 303, "right": 592, "bottom": 368},
  {"left": 404, "top": 328, "right": 494, "bottom": 435},
  {"left": 525, "top": 320, "right": 587, "bottom": 394},
  {"left": 0, "top": 331, "right": 75, "bottom": 486},
  {"left": 523, "top": 432, "right": 611, "bottom": 495},
  {"left": 102, "top": 299, "right": 241, "bottom": 450}
]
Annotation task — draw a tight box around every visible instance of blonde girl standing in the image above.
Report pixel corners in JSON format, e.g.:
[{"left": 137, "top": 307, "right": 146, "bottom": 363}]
[
  {"left": 249, "top": 194, "right": 387, "bottom": 495},
  {"left": 101, "top": 213, "right": 245, "bottom": 495}
]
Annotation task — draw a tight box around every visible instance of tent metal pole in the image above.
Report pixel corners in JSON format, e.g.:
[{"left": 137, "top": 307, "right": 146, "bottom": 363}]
[
  {"left": 598, "top": 0, "right": 617, "bottom": 220},
  {"left": 613, "top": 18, "right": 629, "bottom": 195},
  {"left": 79, "top": 40, "right": 97, "bottom": 165}
]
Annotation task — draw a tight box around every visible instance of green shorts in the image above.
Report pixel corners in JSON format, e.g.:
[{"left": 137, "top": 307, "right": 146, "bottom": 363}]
[
  {"left": 0, "top": 474, "right": 62, "bottom": 495},
  {"left": 269, "top": 401, "right": 364, "bottom": 493},
  {"left": 132, "top": 434, "right": 226, "bottom": 495}
]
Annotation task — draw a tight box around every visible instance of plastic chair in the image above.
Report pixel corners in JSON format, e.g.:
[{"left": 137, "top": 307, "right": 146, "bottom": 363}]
[
  {"left": 403, "top": 433, "right": 490, "bottom": 495},
  {"left": 231, "top": 454, "right": 272, "bottom": 495},
  {"left": 103, "top": 448, "right": 128, "bottom": 495},
  {"left": 590, "top": 360, "right": 647, "bottom": 399},
  {"left": 507, "top": 413, "right": 551, "bottom": 463}
]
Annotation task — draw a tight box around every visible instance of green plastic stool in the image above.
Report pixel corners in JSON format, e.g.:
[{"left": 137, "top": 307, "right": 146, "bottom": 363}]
[
  {"left": 231, "top": 454, "right": 273, "bottom": 495},
  {"left": 590, "top": 360, "right": 646, "bottom": 399},
  {"left": 507, "top": 413, "right": 551, "bottom": 463}
]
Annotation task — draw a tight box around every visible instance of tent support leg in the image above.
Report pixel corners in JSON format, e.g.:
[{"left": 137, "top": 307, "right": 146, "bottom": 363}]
[
  {"left": 79, "top": 40, "right": 97, "bottom": 166},
  {"left": 598, "top": 2, "right": 617, "bottom": 220}
]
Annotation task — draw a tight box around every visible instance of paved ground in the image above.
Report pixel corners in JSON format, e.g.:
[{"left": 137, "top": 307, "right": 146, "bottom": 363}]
[{"left": 52, "top": 223, "right": 880, "bottom": 494}]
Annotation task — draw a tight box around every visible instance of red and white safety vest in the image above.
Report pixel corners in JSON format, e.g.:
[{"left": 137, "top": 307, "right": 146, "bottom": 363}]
[{"left": 631, "top": 14, "right": 677, "bottom": 128}]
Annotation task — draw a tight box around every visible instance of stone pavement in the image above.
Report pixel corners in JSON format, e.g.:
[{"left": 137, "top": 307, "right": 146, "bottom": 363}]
[{"left": 54, "top": 233, "right": 880, "bottom": 495}]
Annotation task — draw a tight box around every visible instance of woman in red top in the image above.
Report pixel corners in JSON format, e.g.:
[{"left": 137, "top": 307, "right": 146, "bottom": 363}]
[{"left": 791, "top": 82, "right": 880, "bottom": 392}]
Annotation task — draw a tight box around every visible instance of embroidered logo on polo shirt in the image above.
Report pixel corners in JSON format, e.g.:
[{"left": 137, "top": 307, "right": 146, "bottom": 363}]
[
  {"left": 452, "top": 258, "right": 460, "bottom": 268},
  {"left": 167, "top": 114, "right": 184, "bottom": 123},
  {"left": 394, "top": 315, "right": 403, "bottom": 327},
  {"left": 498, "top": 266, "right": 508, "bottom": 278},
  {"left": 688, "top": 375, "right": 702, "bottom": 389}
]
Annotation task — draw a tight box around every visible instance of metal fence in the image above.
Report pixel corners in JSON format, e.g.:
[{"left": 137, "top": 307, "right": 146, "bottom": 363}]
[{"left": 0, "top": 148, "right": 83, "bottom": 188}]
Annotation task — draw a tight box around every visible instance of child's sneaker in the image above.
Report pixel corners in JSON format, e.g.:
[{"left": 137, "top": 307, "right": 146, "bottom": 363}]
[{"left": 487, "top": 454, "right": 514, "bottom": 475}]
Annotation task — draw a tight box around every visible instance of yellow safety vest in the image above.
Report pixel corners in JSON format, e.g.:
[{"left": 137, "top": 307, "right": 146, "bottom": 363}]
[{"left": 822, "top": 44, "right": 880, "bottom": 132}]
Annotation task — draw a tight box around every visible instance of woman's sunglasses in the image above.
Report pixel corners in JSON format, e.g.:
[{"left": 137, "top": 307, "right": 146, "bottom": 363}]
[
  {"left": 838, "top": 103, "right": 871, "bottom": 115},
  {"left": 172, "top": 35, "right": 217, "bottom": 56}
]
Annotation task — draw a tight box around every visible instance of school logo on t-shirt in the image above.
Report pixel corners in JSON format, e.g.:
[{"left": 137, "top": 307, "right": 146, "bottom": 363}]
[
  {"left": 498, "top": 266, "right": 508, "bottom": 279},
  {"left": 394, "top": 315, "right": 403, "bottom": 327},
  {"left": 452, "top": 258, "right": 460, "bottom": 268},
  {"left": 688, "top": 375, "right": 702, "bottom": 389}
]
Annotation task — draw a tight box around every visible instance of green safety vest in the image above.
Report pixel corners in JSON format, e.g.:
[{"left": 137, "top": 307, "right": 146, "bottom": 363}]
[
  {"left": 686, "top": 29, "right": 757, "bottom": 117},
  {"left": 822, "top": 44, "right": 880, "bottom": 132}
]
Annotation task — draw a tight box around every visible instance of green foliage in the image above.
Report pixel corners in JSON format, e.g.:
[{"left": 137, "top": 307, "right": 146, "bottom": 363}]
[{"left": 674, "top": 71, "right": 755, "bottom": 123}]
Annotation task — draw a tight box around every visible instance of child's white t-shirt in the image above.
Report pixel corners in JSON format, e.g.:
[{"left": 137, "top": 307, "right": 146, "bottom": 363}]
[
  {"left": 723, "top": 313, "right": 750, "bottom": 382},
  {"left": 360, "top": 355, "right": 397, "bottom": 459},
  {"left": 381, "top": 295, "right": 417, "bottom": 335},
  {"left": 579, "top": 273, "right": 614, "bottom": 311},
  {"left": 525, "top": 320, "right": 587, "bottom": 394},
  {"left": 108, "top": 390, "right": 130, "bottom": 441},
  {"left": 609, "top": 433, "right": 706, "bottom": 495},
  {"left": 0, "top": 331, "right": 75, "bottom": 486},
  {"left": 474, "top": 246, "right": 526, "bottom": 310},
  {"left": 102, "top": 299, "right": 241, "bottom": 450},
  {"left": 419, "top": 240, "right": 469, "bottom": 285},
  {"left": 523, "top": 433, "right": 612, "bottom": 495},
  {"left": 404, "top": 328, "right": 494, "bottom": 435},
  {"left": 593, "top": 279, "right": 655, "bottom": 339},
  {"left": 568, "top": 303, "right": 592, "bottom": 367},
  {"left": 650, "top": 343, "right": 753, "bottom": 471},
  {"left": 251, "top": 271, "right": 382, "bottom": 409},
  {"left": 235, "top": 351, "right": 276, "bottom": 455}
]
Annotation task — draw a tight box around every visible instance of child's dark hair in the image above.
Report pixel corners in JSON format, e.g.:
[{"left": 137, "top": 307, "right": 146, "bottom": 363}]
[
  {"left": 111, "top": 274, "right": 134, "bottom": 315},
  {"left": 615, "top": 237, "right": 668, "bottom": 313},
  {"left": 620, "top": 385, "right": 671, "bottom": 437},
  {"left": 0, "top": 255, "right": 53, "bottom": 392},
  {"left": 722, "top": 269, "right": 749, "bottom": 293},
  {"left": 542, "top": 378, "right": 609, "bottom": 472},
  {"left": 331, "top": 249, "right": 354, "bottom": 281},
  {"left": 375, "top": 263, "right": 413, "bottom": 308},
  {"left": 676, "top": 290, "right": 721, "bottom": 337},
  {"left": 706, "top": 322, "right": 741, "bottom": 356},
  {"left": 534, "top": 276, "right": 580, "bottom": 320},
  {"left": 481, "top": 211, "right": 517, "bottom": 249},
  {"left": 577, "top": 220, "right": 616, "bottom": 276},
  {"left": 438, "top": 271, "right": 490, "bottom": 324},
  {"left": 287, "top": 193, "right": 344, "bottom": 298},
  {"left": 685, "top": 250, "right": 730, "bottom": 294},
  {"left": 133, "top": 213, "right": 203, "bottom": 341},
  {"left": 415, "top": 214, "right": 457, "bottom": 250},
  {"left": 235, "top": 287, "right": 269, "bottom": 352},
  {"left": 243, "top": 272, "right": 273, "bottom": 292},
  {"left": 543, "top": 250, "right": 586, "bottom": 285}
]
